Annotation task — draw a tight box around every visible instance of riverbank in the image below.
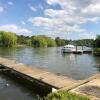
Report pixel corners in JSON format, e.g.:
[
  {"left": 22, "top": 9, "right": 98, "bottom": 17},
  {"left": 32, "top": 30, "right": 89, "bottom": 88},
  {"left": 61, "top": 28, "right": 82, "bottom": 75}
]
[{"left": 93, "top": 48, "right": 100, "bottom": 56}]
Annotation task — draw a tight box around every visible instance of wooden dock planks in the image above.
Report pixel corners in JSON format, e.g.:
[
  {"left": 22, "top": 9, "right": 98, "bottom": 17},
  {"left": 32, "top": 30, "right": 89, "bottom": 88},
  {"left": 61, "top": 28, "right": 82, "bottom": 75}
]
[
  {"left": 0, "top": 57, "right": 77, "bottom": 89},
  {"left": 0, "top": 57, "right": 100, "bottom": 99}
]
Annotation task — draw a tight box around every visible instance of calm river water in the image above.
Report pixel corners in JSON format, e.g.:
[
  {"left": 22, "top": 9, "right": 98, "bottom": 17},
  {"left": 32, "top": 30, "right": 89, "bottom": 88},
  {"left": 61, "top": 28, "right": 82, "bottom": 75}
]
[{"left": 0, "top": 47, "right": 100, "bottom": 100}]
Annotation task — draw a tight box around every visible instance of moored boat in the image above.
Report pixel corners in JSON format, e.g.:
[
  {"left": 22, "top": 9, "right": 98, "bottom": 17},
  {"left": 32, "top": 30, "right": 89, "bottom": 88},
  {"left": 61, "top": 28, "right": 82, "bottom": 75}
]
[{"left": 62, "top": 45, "right": 75, "bottom": 53}]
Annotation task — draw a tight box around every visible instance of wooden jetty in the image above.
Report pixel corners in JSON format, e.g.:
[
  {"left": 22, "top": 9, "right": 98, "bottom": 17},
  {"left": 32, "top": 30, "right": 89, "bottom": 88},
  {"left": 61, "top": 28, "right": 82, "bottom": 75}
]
[
  {"left": 0, "top": 57, "right": 77, "bottom": 90},
  {"left": 73, "top": 50, "right": 93, "bottom": 54},
  {"left": 62, "top": 50, "right": 92, "bottom": 54},
  {"left": 83, "top": 50, "right": 93, "bottom": 54},
  {"left": 0, "top": 57, "right": 100, "bottom": 99}
]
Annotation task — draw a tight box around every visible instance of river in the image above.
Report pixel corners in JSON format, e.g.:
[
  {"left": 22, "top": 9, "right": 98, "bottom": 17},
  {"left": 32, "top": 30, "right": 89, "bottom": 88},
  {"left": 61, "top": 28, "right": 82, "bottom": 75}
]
[{"left": 0, "top": 47, "right": 100, "bottom": 100}]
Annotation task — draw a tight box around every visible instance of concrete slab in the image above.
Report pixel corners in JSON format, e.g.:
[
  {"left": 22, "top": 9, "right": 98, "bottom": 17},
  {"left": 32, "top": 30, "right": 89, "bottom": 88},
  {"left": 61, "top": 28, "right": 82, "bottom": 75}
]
[{"left": 70, "top": 76, "right": 100, "bottom": 100}]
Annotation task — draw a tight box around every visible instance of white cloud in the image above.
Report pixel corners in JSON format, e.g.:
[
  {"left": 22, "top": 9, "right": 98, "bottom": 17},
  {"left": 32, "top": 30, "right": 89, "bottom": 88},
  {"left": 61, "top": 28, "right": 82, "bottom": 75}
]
[
  {"left": 28, "top": 16, "right": 86, "bottom": 34},
  {"left": 44, "top": 9, "right": 66, "bottom": 18},
  {"left": 0, "top": 6, "right": 4, "bottom": 13},
  {"left": 47, "top": 0, "right": 65, "bottom": 5},
  {"left": 82, "top": 3, "right": 100, "bottom": 17},
  {"left": 8, "top": 1, "right": 14, "bottom": 5},
  {"left": 28, "top": 17, "right": 54, "bottom": 27},
  {"left": 0, "top": 24, "right": 32, "bottom": 36},
  {"left": 28, "top": 0, "right": 100, "bottom": 39},
  {"left": 29, "top": 5, "right": 37, "bottom": 12}
]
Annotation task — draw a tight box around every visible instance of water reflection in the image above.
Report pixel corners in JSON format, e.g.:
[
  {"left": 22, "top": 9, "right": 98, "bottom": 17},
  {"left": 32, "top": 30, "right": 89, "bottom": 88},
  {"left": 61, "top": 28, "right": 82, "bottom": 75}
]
[
  {"left": 0, "top": 47, "right": 17, "bottom": 59},
  {"left": 92, "top": 56, "right": 100, "bottom": 72},
  {"left": 62, "top": 53, "right": 78, "bottom": 61}
]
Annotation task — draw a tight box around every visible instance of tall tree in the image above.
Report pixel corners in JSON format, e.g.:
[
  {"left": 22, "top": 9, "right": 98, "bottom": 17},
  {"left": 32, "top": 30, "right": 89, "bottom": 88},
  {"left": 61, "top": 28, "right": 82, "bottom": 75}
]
[
  {"left": 94, "top": 35, "right": 100, "bottom": 48},
  {"left": 55, "top": 37, "right": 67, "bottom": 46},
  {"left": 1, "top": 31, "right": 17, "bottom": 47},
  {"left": 31, "top": 35, "right": 56, "bottom": 47},
  {"left": 31, "top": 36, "right": 47, "bottom": 47}
]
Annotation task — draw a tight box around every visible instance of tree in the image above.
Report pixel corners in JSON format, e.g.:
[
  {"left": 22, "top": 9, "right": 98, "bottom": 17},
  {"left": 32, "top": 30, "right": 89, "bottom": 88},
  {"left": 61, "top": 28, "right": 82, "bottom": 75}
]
[
  {"left": 31, "top": 36, "right": 47, "bottom": 47},
  {"left": 26, "top": 39, "right": 32, "bottom": 46},
  {"left": 17, "top": 35, "right": 30, "bottom": 44},
  {"left": 31, "top": 35, "right": 56, "bottom": 47},
  {"left": 74, "top": 39, "right": 94, "bottom": 47},
  {"left": 55, "top": 37, "right": 67, "bottom": 46},
  {"left": 1, "top": 31, "right": 17, "bottom": 47},
  {"left": 94, "top": 35, "right": 100, "bottom": 48},
  {"left": 47, "top": 38, "right": 56, "bottom": 47},
  {"left": 0, "top": 31, "right": 3, "bottom": 45}
]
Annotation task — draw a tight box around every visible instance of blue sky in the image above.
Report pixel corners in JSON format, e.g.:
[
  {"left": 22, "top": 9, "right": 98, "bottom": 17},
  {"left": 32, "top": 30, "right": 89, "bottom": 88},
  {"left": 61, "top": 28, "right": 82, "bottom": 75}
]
[{"left": 0, "top": 0, "right": 100, "bottom": 39}]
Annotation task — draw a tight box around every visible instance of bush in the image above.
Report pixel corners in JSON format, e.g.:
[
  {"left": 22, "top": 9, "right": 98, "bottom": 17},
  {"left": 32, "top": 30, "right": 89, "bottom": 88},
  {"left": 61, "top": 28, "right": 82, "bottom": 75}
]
[
  {"left": 39, "top": 91, "right": 90, "bottom": 100},
  {"left": 93, "top": 48, "right": 100, "bottom": 56}
]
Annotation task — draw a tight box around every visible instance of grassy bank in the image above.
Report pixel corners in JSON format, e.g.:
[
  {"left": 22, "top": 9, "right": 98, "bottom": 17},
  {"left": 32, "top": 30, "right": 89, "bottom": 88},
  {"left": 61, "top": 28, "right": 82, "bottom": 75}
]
[
  {"left": 39, "top": 91, "right": 90, "bottom": 100},
  {"left": 93, "top": 48, "right": 100, "bottom": 56}
]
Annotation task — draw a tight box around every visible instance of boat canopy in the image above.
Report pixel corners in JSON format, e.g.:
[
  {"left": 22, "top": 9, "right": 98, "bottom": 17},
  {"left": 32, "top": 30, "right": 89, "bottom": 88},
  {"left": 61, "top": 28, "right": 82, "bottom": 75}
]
[{"left": 64, "top": 45, "right": 75, "bottom": 48}]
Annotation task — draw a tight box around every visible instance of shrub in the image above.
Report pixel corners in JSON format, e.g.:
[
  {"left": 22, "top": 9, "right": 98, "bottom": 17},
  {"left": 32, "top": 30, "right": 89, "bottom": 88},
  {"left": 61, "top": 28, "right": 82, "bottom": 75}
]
[
  {"left": 39, "top": 91, "right": 90, "bottom": 100},
  {"left": 93, "top": 48, "right": 100, "bottom": 56}
]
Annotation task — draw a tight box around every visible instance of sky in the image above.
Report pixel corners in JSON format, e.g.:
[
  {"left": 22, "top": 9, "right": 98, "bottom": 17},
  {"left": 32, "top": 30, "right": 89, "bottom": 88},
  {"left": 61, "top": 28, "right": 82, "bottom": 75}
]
[{"left": 0, "top": 0, "right": 100, "bottom": 40}]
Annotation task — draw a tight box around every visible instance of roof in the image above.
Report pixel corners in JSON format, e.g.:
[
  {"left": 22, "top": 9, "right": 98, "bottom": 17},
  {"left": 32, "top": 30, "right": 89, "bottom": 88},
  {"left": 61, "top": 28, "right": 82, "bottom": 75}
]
[{"left": 64, "top": 44, "right": 75, "bottom": 48}]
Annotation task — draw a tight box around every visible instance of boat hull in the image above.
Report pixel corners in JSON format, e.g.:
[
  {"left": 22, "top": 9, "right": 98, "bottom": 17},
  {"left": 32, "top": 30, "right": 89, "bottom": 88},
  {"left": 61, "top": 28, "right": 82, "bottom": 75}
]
[{"left": 62, "top": 48, "right": 75, "bottom": 53}]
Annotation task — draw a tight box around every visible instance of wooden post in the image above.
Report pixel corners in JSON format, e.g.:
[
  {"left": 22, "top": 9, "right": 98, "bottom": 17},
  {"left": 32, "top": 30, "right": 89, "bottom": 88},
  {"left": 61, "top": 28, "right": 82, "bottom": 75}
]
[
  {"left": 76, "top": 45, "right": 77, "bottom": 51},
  {"left": 82, "top": 46, "right": 83, "bottom": 50}
]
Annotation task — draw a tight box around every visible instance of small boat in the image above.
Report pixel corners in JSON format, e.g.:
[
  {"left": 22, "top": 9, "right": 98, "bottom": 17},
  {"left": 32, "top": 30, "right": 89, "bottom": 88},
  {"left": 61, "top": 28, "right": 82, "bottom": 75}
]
[{"left": 62, "top": 44, "right": 75, "bottom": 53}]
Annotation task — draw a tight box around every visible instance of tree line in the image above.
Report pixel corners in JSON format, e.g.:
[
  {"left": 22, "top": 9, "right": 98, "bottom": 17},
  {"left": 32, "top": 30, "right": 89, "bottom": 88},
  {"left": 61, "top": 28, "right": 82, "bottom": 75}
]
[
  {"left": 73, "top": 39, "right": 94, "bottom": 47},
  {"left": 0, "top": 31, "right": 99, "bottom": 48},
  {"left": 0, "top": 31, "right": 68, "bottom": 47}
]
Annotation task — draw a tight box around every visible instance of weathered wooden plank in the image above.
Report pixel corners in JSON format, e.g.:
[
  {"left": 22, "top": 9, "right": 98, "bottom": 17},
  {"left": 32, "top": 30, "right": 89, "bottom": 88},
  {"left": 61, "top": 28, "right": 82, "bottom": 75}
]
[{"left": 0, "top": 57, "right": 77, "bottom": 89}]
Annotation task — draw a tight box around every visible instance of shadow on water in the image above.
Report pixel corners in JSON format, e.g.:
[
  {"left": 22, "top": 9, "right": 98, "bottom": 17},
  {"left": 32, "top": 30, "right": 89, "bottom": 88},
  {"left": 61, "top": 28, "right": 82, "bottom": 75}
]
[
  {"left": 0, "top": 73, "right": 39, "bottom": 100},
  {"left": 1, "top": 71, "right": 52, "bottom": 97},
  {"left": 0, "top": 68, "right": 52, "bottom": 100},
  {"left": 92, "top": 56, "right": 100, "bottom": 72},
  {"left": 0, "top": 47, "right": 17, "bottom": 58}
]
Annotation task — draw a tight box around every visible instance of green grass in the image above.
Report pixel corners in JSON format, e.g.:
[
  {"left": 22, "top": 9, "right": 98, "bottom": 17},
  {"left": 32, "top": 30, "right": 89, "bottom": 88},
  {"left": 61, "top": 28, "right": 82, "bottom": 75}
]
[{"left": 38, "top": 91, "right": 90, "bottom": 100}]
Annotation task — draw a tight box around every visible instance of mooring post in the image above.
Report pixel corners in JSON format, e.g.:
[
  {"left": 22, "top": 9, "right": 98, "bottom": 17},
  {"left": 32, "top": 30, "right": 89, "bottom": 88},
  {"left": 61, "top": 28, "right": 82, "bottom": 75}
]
[
  {"left": 82, "top": 45, "right": 84, "bottom": 50},
  {"left": 0, "top": 64, "right": 2, "bottom": 67},
  {"left": 75, "top": 45, "right": 77, "bottom": 51}
]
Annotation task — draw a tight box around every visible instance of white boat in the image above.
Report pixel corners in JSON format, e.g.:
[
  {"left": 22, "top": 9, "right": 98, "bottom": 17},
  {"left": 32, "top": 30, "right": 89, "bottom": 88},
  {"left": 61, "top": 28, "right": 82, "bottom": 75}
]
[{"left": 62, "top": 44, "right": 75, "bottom": 53}]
